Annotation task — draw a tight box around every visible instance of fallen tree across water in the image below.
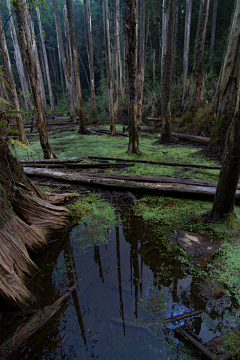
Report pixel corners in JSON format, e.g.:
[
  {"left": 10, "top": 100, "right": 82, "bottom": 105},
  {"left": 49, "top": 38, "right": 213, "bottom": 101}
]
[{"left": 0, "top": 284, "right": 77, "bottom": 360}]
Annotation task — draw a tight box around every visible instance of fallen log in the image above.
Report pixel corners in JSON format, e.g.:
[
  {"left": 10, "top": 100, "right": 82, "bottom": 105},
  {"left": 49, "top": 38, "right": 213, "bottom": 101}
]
[
  {"left": 23, "top": 168, "right": 240, "bottom": 202},
  {"left": 20, "top": 156, "right": 84, "bottom": 164},
  {"left": 172, "top": 132, "right": 211, "bottom": 145},
  {"left": 164, "top": 310, "right": 203, "bottom": 324},
  {"left": 0, "top": 284, "right": 77, "bottom": 360},
  {"left": 22, "top": 162, "right": 135, "bottom": 169},
  {"left": 87, "top": 155, "right": 221, "bottom": 170}
]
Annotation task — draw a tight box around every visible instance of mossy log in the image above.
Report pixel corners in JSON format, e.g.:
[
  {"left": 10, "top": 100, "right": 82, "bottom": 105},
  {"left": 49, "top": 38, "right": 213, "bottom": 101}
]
[{"left": 0, "top": 140, "right": 70, "bottom": 308}]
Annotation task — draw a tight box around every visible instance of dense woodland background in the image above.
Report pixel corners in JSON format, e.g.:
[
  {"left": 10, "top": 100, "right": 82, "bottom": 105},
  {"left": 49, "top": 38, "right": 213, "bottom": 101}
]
[{"left": 0, "top": 0, "right": 236, "bottom": 119}]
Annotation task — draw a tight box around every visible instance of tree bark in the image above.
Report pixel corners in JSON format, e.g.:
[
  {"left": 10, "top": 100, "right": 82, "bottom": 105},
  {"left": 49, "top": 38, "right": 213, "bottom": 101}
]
[
  {"left": 191, "top": 0, "right": 210, "bottom": 109},
  {"left": 13, "top": 0, "right": 56, "bottom": 159},
  {"left": 36, "top": 6, "right": 56, "bottom": 115},
  {"left": 0, "top": 13, "right": 29, "bottom": 144},
  {"left": 212, "top": 0, "right": 240, "bottom": 148},
  {"left": 125, "top": 0, "right": 139, "bottom": 153},
  {"left": 103, "top": 0, "right": 116, "bottom": 135},
  {"left": 6, "top": 0, "right": 32, "bottom": 112},
  {"left": 161, "top": 0, "right": 177, "bottom": 141},
  {"left": 182, "top": 0, "right": 193, "bottom": 106},
  {"left": 209, "top": 0, "right": 218, "bottom": 66},
  {"left": 53, "top": 0, "right": 76, "bottom": 122},
  {"left": 66, "top": 0, "right": 88, "bottom": 133}
]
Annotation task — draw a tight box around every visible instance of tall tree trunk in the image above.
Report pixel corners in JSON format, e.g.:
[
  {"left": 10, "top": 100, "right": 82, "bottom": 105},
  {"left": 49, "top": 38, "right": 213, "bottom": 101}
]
[
  {"left": 125, "top": 0, "right": 139, "bottom": 154},
  {"left": 161, "top": 0, "right": 177, "bottom": 142},
  {"left": 36, "top": 6, "right": 56, "bottom": 115},
  {"left": 13, "top": 0, "right": 56, "bottom": 159},
  {"left": 118, "top": 4, "right": 124, "bottom": 96},
  {"left": 209, "top": 110, "right": 240, "bottom": 220},
  {"left": 113, "top": 0, "right": 119, "bottom": 120},
  {"left": 191, "top": 0, "right": 210, "bottom": 109},
  {"left": 53, "top": 0, "right": 76, "bottom": 122},
  {"left": 63, "top": 5, "right": 75, "bottom": 102},
  {"left": 173, "top": 0, "right": 179, "bottom": 71},
  {"left": 182, "top": 0, "right": 193, "bottom": 106},
  {"left": 0, "top": 14, "right": 29, "bottom": 144},
  {"left": 84, "top": 0, "right": 97, "bottom": 114},
  {"left": 136, "top": 0, "right": 146, "bottom": 126},
  {"left": 209, "top": 0, "right": 218, "bottom": 66},
  {"left": 103, "top": 0, "right": 116, "bottom": 135},
  {"left": 6, "top": 0, "right": 32, "bottom": 112},
  {"left": 212, "top": 0, "right": 240, "bottom": 149},
  {"left": 65, "top": 0, "right": 88, "bottom": 133}
]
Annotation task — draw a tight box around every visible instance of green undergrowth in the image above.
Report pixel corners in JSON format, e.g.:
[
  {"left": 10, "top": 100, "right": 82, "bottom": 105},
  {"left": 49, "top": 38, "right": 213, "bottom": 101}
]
[{"left": 14, "top": 123, "right": 220, "bottom": 182}]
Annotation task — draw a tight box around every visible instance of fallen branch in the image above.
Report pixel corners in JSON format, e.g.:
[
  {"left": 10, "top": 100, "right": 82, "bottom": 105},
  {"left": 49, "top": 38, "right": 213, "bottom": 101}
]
[
  {"left": 0, "top": 284, "right": 77, "bottom": 360},
  {"left": 164, "top": 310, "right": 203, "bottom": 324},
  {"left": 172, "top": 132, "right": 211, "bottom": 145},
  {"left": 87, "top": 155, "right": 221, "bottom": 170}
]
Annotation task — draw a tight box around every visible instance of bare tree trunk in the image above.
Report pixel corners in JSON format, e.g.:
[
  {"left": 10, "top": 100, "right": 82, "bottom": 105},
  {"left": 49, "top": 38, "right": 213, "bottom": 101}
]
[
  {"left": 66, "top": 0, "right": 88, "bottom": 133},
  {"left": 209, "top": 110, "right": 240, "bottom": 220},
  {"left": 102, "top": 0, "right": 116, "bottom": 135},
  {"left": 209, "top": 0, "right": 218, "bottom": 66},
  {"left": 173, "top": 0, "right": 179, "bottom": 71},
  {"left": 125, "top": 0, "right": 139, "bottom": 154},
  {"left": 0, "top": 14, "right": 28, "bottom": 144},
  {"left": 36, "top": 6, "right": 56, "bottom": 115},
  {"left": 212, "top": 0, "right": 240, "bottom": 149},
  {"left": 84, "top": 0, "right": 97, "bottom": 114},
  {"left": 53, "top": 0, "right": 76, "bottom": 122},
  {"left": 161, "top": 0, "right": 177, "bottom": 142},
  {"left": 6, "top": 0, "right": 32, "bottom": 112},
  {"left": 13, "top": 0, "right": 56, "bottom": 159},
  {"left": 118, "top": 3, "right": 124, "bottom": 96},
  {"left": 136, "top": 0, "right": 147, "bottom": 126},
  {"left": 182, "top": 0, "right": 193, "bottom": 106},
  {"left": 114, "top": 0, "right": 119, "bottom": 120},
  {"left": 191, "top": 0, "right": 210, "bottom": 109},
  {"left": 63, "top": 5, "right": 75, "bottom": 102}
]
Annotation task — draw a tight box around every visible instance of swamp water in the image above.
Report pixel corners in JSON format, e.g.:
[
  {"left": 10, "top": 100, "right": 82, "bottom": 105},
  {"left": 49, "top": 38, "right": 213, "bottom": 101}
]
[{"left": 1, "top": 194, "right": 237, "bottom": 359}]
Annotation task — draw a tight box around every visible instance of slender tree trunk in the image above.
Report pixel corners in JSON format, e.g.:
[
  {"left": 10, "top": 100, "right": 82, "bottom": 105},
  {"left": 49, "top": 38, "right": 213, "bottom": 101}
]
[
  {"left": 63, "top": 5, "right": 75, "bottom": 102},
  {"left": 6, "top": 0, "right": 32, "bottom": 112},
  {"left": 136, "top": 0, "right": 146, "bottom": 126},
  {"left": 125, "top": 0, "right": 139, "bottom": 154},
  {"left": 191, "top": 0, "right": 210, "bottom": 109},
  {"left": 53, "top": 0, "right": 76, "bottom": 122},
  {"left": 102, "top": 0, "right": 116, "bottom": 135},
  {"left": 66, "top": 0, "right": 88, "bottom": 133},
  {"left": 182, "top": 0, "right": 193, "bottom": 106},
  {"left": 84, "top": 0, "right": 97, "bottom": 113},
  {"left": 36, "top": 6, "right": 56, "bottom": 115},
  {"left": 209, "top": 0, "right": 218, "bottom": 66},
  {"left": 161, "top": 0, "right": 177, "bottom": 142},
  {"left": 0, "top": 14, "right": 29, "bottom": 144},
  {"left": 118, "top": 3, "right": 124, "bottom": 96},
  {"left": 13, "top": 0, "right": 56, "bottom": 159},
  {"left": 173, "top": 0, "right": 179, "bottom": 71},
  {"left": 113, "top": 0, "right": 119, "bottom": 120},
  {"left": 209, "top": 110, "right": 240, "bottom": 220}
]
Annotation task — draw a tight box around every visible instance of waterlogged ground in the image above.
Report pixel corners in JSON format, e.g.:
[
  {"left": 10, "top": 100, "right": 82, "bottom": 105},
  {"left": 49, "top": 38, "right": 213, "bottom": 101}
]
[{"left": 2, "top": 191, "right": 240, "bottom": 360}]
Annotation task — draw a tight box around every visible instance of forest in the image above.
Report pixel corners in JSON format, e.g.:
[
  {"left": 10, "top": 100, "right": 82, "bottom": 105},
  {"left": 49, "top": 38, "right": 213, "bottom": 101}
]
[{"left": 1, "top": 0, "right": 240, "bottom": 359}]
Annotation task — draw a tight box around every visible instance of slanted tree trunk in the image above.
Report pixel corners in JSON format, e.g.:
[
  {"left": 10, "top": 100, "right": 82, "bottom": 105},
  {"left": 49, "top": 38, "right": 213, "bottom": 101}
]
[
  {"left": 136, "top": 0, "right": 147, "bottom": 126},
  {"left": 191, "top": 0, "right": 210, "bottom": 109},
  {"left": 209, "top": 110, "right": 240, "bottom": 220},
  {"left": 103, "top": 0, "right": 116, "bottom": 135},
  {"left": 182, "top": 0, "right": 193, "bottom": 106},
  {"left": 53, "top": 0, "right": 76, "bottom": 123},
  {"left": 13, "top": 0, "right": 56, "bottom": 159},
  {"left": 113, "top": 0, "right": 119, "bottom": 120},
  {"left": 0, "top": 139, "right": 69, "bottom": 308},
  {"left": 212, "top": 0, "right": 240, "bottom": 149},
  {"left": 36, "top": 6, "right": 56, "bottom": 115},
  {"left": 6, "top": 0, "right": 32, "bottom": 112},
  {"left": 125, "top": 0, "right": 139, "bottom": 154},
  {"left": 66, "top": 0, "right": 88, "bottom": 133},
  {"left": 84, "top": 0, "right": 97, "bottom": 114},
  {"left": 161, "top": 0, "right": 177, "bottom": 142},
  {"left": 0, "top": 14, "right": 29, "bottom": 144},
  {"left": 209, "top": 0, "right": 218, "bottom": 66}
]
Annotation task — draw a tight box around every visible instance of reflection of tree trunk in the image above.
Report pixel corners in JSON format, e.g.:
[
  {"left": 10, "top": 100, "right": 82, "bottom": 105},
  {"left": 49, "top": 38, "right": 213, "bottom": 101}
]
[
  {"left": 0, "top": 13, "right": 28, "bottom": 144},
  {"left": 182, "top": 0, "right": 193, "bottom": 106},
  {"left": 125, "top": 0, "right": 139, "bottom": 153},
  {"left": 13, "top": 0, "right": 56, "bottom": 159},
  {"left": 66, "top": 0, "right": 88, "bottom": 133},
  {"left": 94, "top": 246, "right": 104, "bottom": 283},
  {"left": 115, "top": 226, "right": 125, "bottom": 335}
]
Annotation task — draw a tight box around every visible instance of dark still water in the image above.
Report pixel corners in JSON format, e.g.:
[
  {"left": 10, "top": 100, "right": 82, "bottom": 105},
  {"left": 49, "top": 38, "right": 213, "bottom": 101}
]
[{"left": 2, "top": 200, "right": 222, "bottom": 359}]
